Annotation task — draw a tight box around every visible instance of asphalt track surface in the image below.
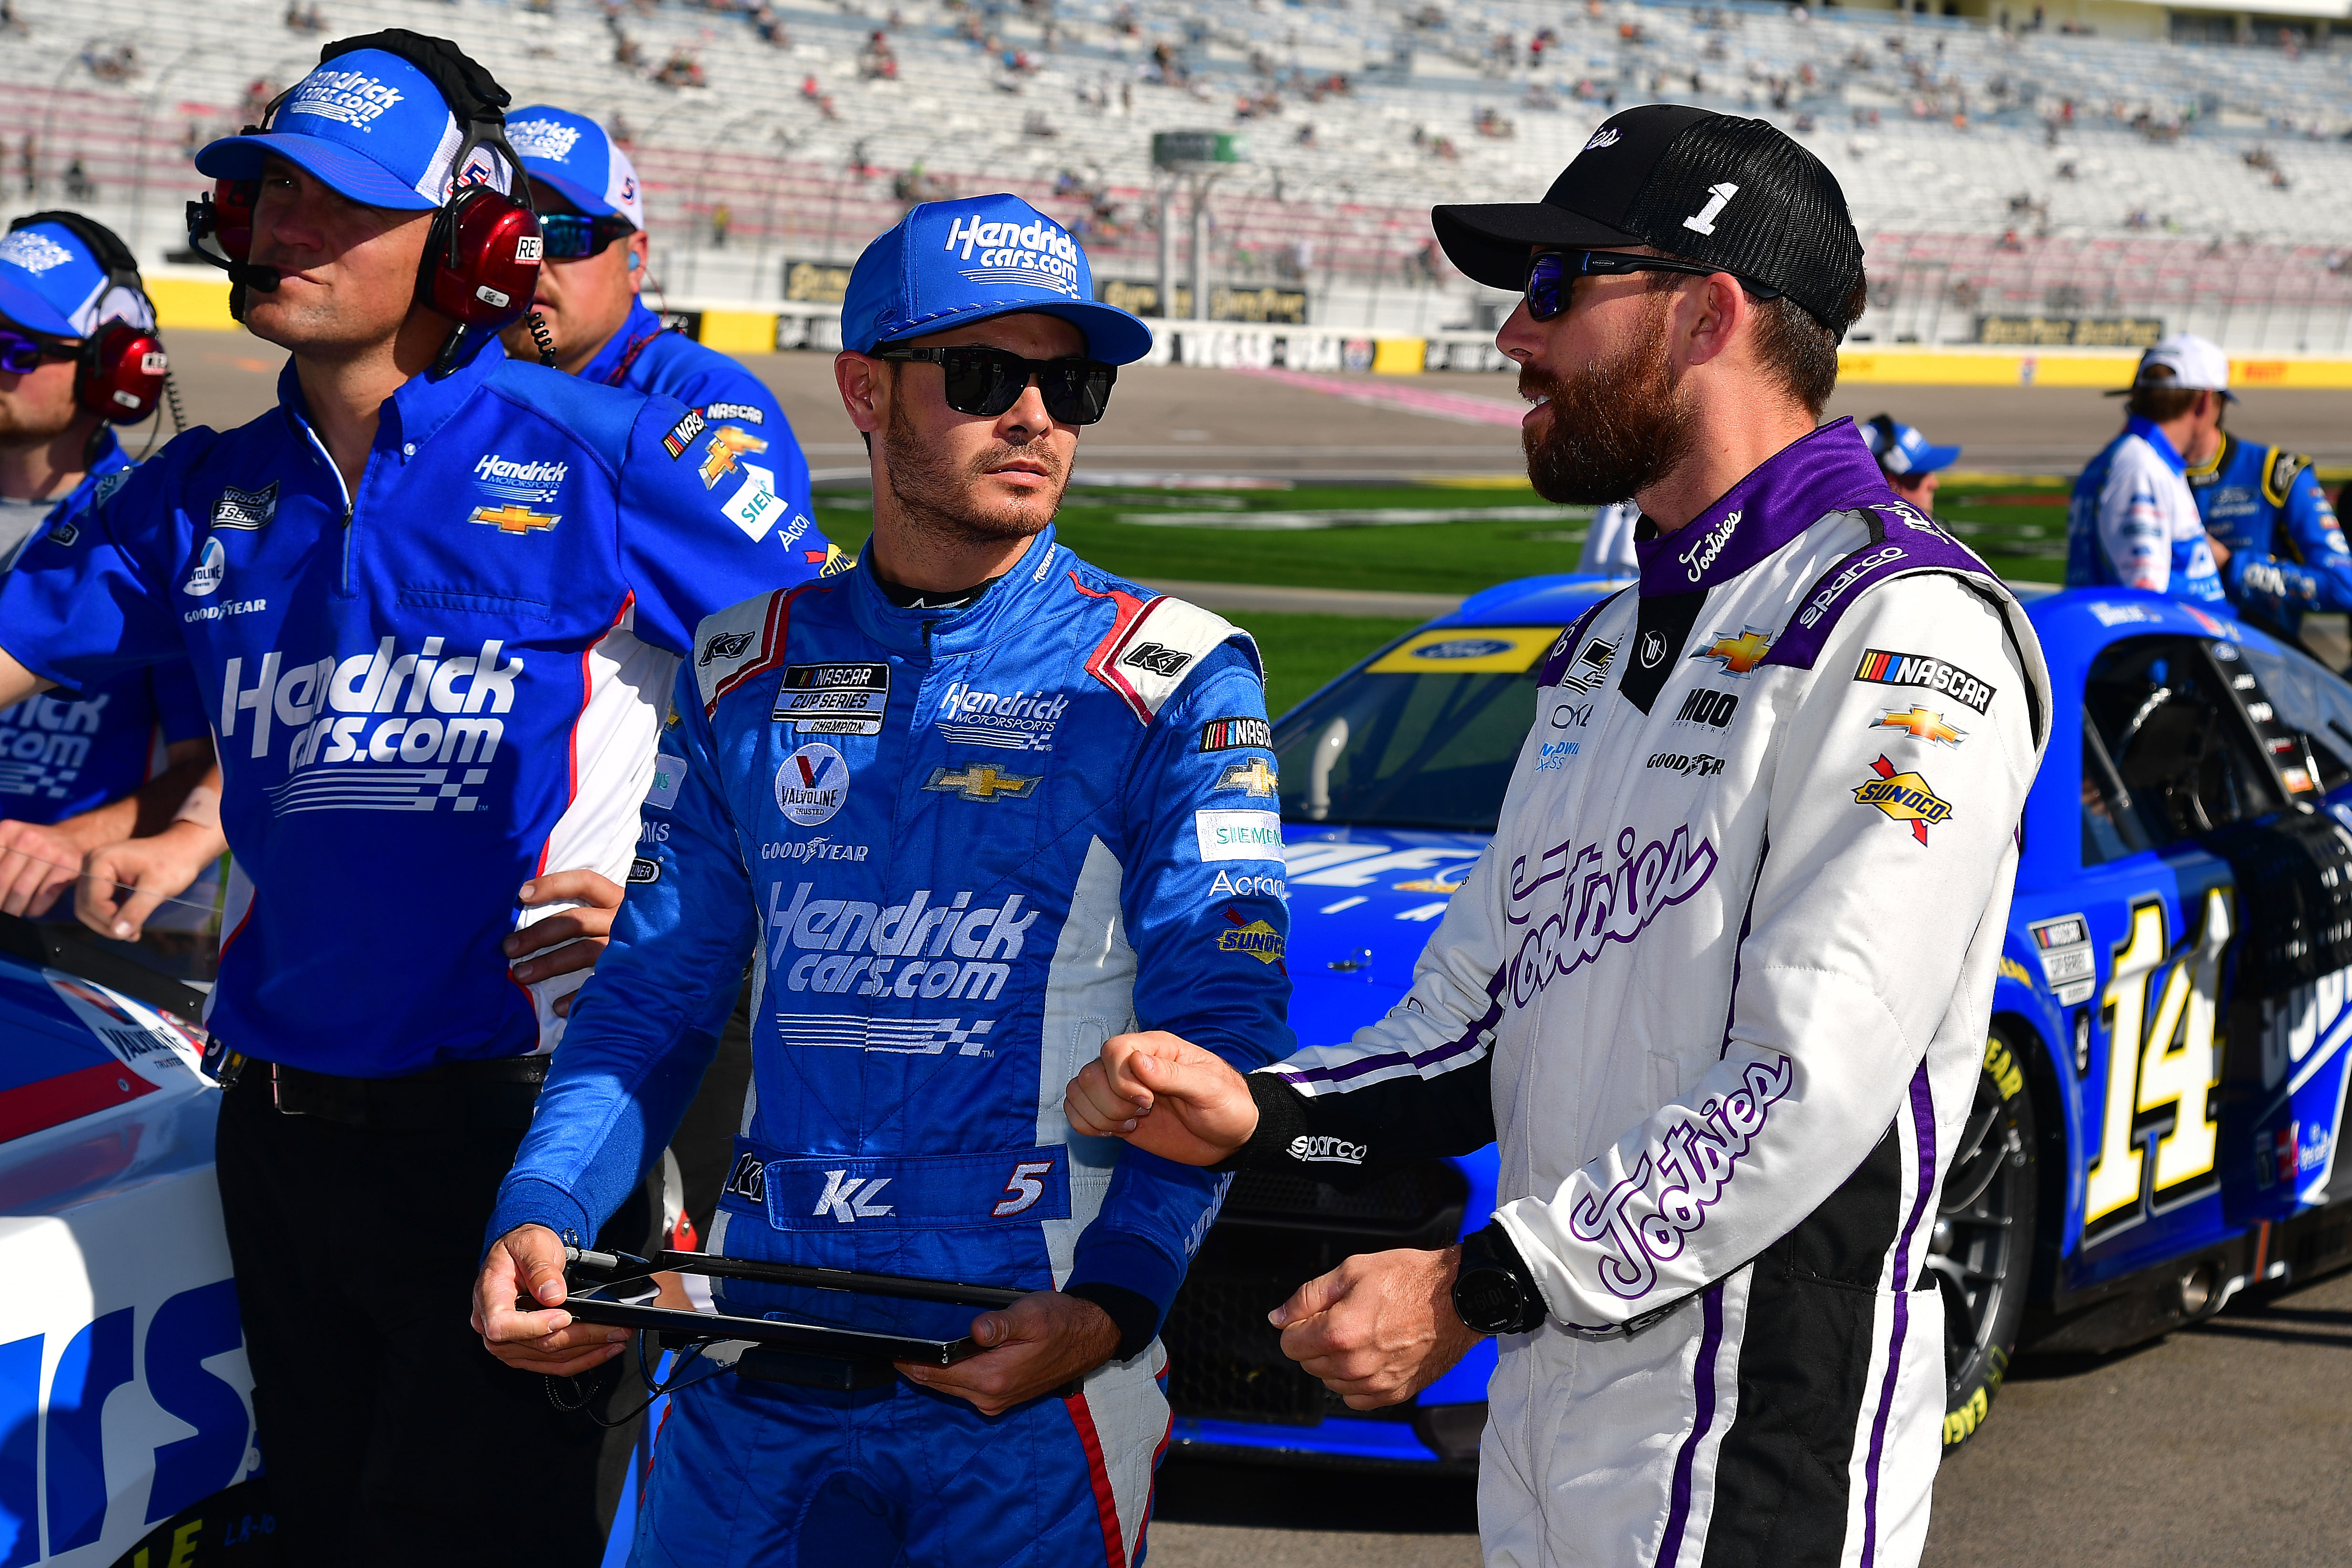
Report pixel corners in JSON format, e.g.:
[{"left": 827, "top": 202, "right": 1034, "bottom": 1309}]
[
  {"left": 156, "top": 332, "right": 2352, "bottom": 1562},
  {"left": 157, "top": 329, "right": 2352, "bottom": 485}
]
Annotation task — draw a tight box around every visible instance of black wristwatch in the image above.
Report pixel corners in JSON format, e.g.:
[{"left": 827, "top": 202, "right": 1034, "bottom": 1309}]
[{"left": 1450, "top": 1222, "right": 1545, "bottom": 1336}]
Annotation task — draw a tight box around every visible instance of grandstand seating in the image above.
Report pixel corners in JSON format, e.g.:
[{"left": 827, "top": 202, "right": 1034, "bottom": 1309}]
[{"left": 1, "top": 0, "right": 2347, "bottom": 347}]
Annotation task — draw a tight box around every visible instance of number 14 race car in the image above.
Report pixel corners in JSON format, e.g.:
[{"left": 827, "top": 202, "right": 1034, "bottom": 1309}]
[{"left": 1159, "top": 577, "right": 2352, "bottom": 1466}]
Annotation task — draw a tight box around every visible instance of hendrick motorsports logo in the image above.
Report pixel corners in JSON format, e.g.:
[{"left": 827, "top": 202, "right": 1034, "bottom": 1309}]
[
  {"left": 474, "top": 454, "right": 568, "bottom": 504},
  {"left": 935, "top": 682, "right": 1066, "bottom": 751},
  {"left": 285, "top": 69, "right": 406, "bottom": 130}
]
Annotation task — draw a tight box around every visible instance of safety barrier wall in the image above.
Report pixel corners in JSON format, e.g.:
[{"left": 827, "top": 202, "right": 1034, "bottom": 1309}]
[{"left": 140, "top": 274, "right": 2352, "bottom": 388}]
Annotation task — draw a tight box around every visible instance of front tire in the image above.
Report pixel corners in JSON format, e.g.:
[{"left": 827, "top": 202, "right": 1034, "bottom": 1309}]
[{"left": 1933, "top": 1028, "right": 2040, "bottom": 1455}]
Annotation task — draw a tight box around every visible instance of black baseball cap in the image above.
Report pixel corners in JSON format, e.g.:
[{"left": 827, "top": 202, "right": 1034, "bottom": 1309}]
[{"left": 1433, "top": 104, "right": 1865, "bottom": 338}]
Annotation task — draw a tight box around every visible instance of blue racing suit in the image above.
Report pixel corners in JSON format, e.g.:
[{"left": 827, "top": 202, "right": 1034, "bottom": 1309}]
[
  {"left": 0, "top": 339, "right": 825, "bottom": 1073},
  {"left": 0, "top": 435, "right": 210, "bottom": 834},
  {"left": 488, "top": 528, "right": 1295, "bottom": 1567},
  {"left": 2187, "top": 429, "right": 2352, "bottom": 641},
  {"left": 2065, "top": 415, "right": 2228, "bottom": 609}
]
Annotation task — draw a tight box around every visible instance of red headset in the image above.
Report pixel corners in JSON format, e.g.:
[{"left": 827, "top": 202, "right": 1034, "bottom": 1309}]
[
  {"left": 7, "top": 212, "right": 169, "bottom": 425},
  {"left": 184, "top": 29, "right": 543, "bottom": 371}
]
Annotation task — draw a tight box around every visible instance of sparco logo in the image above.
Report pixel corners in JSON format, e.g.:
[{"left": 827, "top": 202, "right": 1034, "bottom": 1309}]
[
  {"left": 1287, "top": 1135, "right": 1367, "bottom": 1166},
  {"left": 1677, "top": 511, "right": 1740, "bottom": 583},
  {"left": 1568, "top": 1054, "right": 1794, "bottom": 1299},
  {"left": 1796, "top": 545, "right": 1905, "bottom": 629},
  {"left": 700, "top": 631, "right": 757, "bottom": 666}
]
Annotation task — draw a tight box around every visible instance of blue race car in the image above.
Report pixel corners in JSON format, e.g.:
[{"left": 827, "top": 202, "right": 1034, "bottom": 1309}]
[{"left": 1160, "top": 576, "right": 2352, "bottom": 1466}]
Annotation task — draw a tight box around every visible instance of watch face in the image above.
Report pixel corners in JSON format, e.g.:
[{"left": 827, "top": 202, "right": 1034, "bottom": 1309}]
[{"left": 1454, "top": 1269, "right": 1522, "bottom": 1333}]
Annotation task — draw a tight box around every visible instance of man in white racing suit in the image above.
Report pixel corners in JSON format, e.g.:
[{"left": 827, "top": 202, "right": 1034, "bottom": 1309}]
[{"left": 1065, "top": 105, "right": 2052, "bottom": 1568}]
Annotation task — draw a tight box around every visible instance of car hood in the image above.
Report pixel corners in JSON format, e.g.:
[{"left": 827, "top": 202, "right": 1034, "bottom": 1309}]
[{"left": 1280, "top": 825, "right": 1490, "bottom": 1051}]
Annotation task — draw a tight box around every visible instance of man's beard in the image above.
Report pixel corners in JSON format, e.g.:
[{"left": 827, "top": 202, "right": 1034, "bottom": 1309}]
[
  {"left": 1520, "top": 299, "right": 1699, "bottom": 505},
  {"left": 879, "top": 397, "right": 1066, "bottom": 547},
  {"left": 0, "top": 394, "right": 78, "bottom": 444}
]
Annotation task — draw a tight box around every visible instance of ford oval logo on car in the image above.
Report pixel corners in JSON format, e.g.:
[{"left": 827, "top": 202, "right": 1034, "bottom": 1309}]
[{"left": 1412, "top": 638, "right": 1514, "bottom": 660}]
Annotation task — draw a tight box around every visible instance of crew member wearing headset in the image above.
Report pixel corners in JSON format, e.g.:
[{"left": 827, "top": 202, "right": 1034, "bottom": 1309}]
[
  {"left": 498, "top": 102, "right": 812, "bottom": 1240},
  {"left": 0, "top": 214, "right": 220, "bottom": 944},
  {"left": 0, "top": 32, "right": 826, "bottom": 1562},
  {"left": 1860, "top": 412, "right": 1960, "bottom": 519}
]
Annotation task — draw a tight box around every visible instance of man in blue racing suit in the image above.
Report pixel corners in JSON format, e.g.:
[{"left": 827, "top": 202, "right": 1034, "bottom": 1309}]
[
  {"left": 2066, "top": 334, "right": 2230, "bottom": 610},
  {"left": 477, "top": 194, "right": 1293, "bottom": 1566},
  {"left": 0, "top": 34, "right": 827, "bottom": 1562},
  {"left": 2187, "top": 423, "right": 2352, "bottom": 648}
]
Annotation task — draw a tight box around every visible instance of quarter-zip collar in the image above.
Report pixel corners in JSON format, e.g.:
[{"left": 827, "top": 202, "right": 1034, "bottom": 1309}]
[
  {"left": 1634, "top": 417, "right": 1891, "bottom": 598},
  {"left": 848, "top": 525, "right": 1068, "bottom": 660},
  {"left": 274, "top": 330, "right": 509, "bottom": 483}
]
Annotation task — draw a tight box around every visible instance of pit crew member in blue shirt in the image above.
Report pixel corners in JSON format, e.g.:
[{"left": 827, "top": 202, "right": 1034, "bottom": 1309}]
[
  {"left": 476, "top": 194, "right": 1292, "bottom": 1568},
  {"left": 0, "top": 213, "right": 221, "bottom": 932},
  {"left": 497, "top": 102, "right": 819, "bottom": 1234},
  {"left": 0, "top": 33, "right": 827, "bottom": 1564},
  {"left": 2065, "top": 334, "right": 2230, "bottom": 609},
  {"left": 1861, "top": 412, "right": 1959, "bottom": 519},
  {"left": 2183, "top": 397, "right": 2352, "bottom": 647}
]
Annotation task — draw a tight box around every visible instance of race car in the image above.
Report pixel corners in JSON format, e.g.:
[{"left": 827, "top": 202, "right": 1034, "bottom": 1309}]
[
  {"left": 0, "top": 917, "right": 271, "bottom": 1567},
  {"left": 1160, "top": 575, "right": 2352, "bottom": 1466}
]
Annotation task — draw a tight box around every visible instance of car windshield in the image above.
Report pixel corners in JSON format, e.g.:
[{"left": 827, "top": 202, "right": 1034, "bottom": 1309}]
[{"left": 1271, "top": 627, "right": 1559, "bottom": 832}]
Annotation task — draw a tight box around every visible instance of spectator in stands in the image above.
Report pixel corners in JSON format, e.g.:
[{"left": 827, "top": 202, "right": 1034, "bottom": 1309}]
[
  {"left": 1861, "top": 412, "right": 1960, "bottom": 517},
  {"left": 0, "top": 215, "right": 218, "bottom": 942},
  {"left": 2064, "top": 335, "right": 2229, "bottom": 609},
  {"left": 0, "top": 38, "right": 828, "bottom": 1563},
  {"left": 500, "top": 103, "right": 815, "bottom": 1238}
]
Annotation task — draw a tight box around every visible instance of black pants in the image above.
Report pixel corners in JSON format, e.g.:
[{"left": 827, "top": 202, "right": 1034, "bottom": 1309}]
[{"left": 216, "top": 1072, "right": 653, "bottom": 1567}]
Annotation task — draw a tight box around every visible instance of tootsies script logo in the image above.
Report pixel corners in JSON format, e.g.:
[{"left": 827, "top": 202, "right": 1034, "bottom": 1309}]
[
  {"left": 766, "top": 881, "right": 1040, "bottom": 1002},
  {"left": 1505, "top": 824, "right": 1716, "bottom": 1006},
  {"left": 220, "top": 638, "right": 526, "bottom": 815},
  {"left": 1568, "top": 1054, "right": 1795, "bottom": 1299}
]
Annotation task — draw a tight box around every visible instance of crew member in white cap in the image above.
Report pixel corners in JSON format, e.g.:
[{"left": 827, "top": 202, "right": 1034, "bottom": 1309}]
[
  {"left": 1861, "top": 412, "right": 1960, "bottom": 519},
  {"left": 2064, "top": 333, "right": 2231, "bottom": 610}
]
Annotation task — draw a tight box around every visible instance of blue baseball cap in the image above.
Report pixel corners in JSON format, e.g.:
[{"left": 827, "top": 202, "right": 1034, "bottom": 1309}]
[
  {"left": 0, "top": 219, "right": 153, "bottom": 340},
  {"left": 841, "top": 194, "right": 1152, "bottom": 364},
  {"left": 507, "top": 105, "right": 644, "bottom": 230},
  {"left": 1863, "top": 415, "right": 1960, "bottom": 477},
  {"left": 195, "top": 48, "right": 513, "bottom": 212}
]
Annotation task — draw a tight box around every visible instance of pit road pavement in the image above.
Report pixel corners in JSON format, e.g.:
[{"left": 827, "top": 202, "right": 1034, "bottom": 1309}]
[{"left": 1145, "top": 1265, "right": 2352, "bottom": 1565}]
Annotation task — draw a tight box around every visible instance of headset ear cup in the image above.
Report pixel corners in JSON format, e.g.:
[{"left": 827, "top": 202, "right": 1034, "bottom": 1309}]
[
  {"left": 76, "top": 323, "right": 169, "bottom": 424},
  {"left": 418, "top": 186, "right": 543, "bottom": 330}
]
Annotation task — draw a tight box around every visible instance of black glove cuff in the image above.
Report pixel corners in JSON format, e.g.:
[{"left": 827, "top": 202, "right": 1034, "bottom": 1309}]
[
  {"left": 1207, "top": 1071, "right": 1311, "bottom": 1174},
  {"left": 1454, "top": 1220, "right": 1546, "bottom": 1336},
  {"left": 1063, "top": 1282, "right": 1161, "bottom": 1363}
]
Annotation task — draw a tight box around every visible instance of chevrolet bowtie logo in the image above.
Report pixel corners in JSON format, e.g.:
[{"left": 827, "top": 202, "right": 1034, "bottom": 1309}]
[
  {"left": 699, "top": 426, "right": 769, "bottom": 487},
  {"left": 1694, "top": 629, "right": 1772, "bottom": 673},
  {"left": 924, "top": 764, "right": 1041, "bottom": 802},
  {"left": 1216, "top": 758, "right": 1279, "bottom": 797},
  {"left": 1873, "top": 706, "right": 1966, "bottom": 747},
  {"left": 468, "top": 504, "right": 560, "bottom": 535}
]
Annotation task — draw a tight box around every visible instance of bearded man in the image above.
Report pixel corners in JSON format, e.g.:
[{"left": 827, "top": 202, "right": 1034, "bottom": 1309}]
[
  {"left": 1064, "top": 106, "right": 2053, "bottom": 1567},
  {"left": 476, "top": 193, "right": 1294, "bottom": 1565}
]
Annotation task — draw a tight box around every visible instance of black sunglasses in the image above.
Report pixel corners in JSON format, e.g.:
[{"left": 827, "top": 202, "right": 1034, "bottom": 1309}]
[
  {"left": 0, "top": 327, "right": 71, "bottom": 377},
  {"left": 538, "top": 212, "right": 637, "bottom": 260},
  {"left": 1523, "top": 249, "right": 1782, "bottom": 322},
  {"left": 877, "top": 345, "right": 1118, "bottom": 426}
]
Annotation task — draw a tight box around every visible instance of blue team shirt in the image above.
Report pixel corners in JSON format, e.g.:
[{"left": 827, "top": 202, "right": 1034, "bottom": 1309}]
[
  {"left": 0, "top": 338, "right": 825, "bottom": 1075},
  {"left": 2065, "top": 416, "right": 2228, "bottom": 609},
  {"left": 2188, "top": 430, "right": 2352, "bottom": 637},
  {"left": 1, "top": 438, "right": 210, "bottom": 826}
]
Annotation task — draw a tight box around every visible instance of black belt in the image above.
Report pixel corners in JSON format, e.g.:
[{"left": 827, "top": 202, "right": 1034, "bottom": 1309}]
[{"left": 250, "top": 1056, "right": 551, "bottom": 1130}]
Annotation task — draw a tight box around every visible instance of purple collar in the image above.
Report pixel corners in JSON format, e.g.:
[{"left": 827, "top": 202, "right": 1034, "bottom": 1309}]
[{"left": 1634, "top": 418, "right": 1894, "bottom": 598}]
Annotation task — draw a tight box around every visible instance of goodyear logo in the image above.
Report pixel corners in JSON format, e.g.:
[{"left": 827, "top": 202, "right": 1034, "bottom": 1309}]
[
  {"left": 1218, "top": 908, "right": 1284, "bottom": 964},
  {"left": 1853, "top": 754, "right": 1952, "bottom": 845},
  {"left": 469, "top": 504, "right": 560, "bottom": 535}
]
